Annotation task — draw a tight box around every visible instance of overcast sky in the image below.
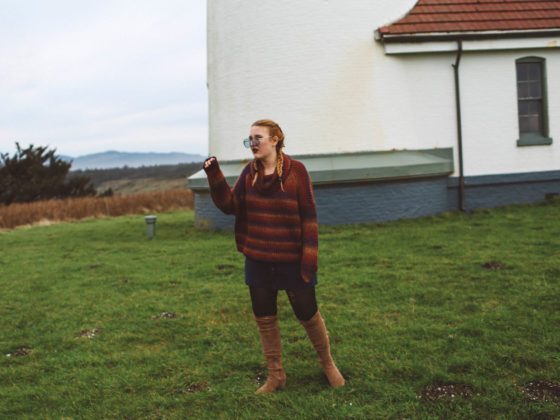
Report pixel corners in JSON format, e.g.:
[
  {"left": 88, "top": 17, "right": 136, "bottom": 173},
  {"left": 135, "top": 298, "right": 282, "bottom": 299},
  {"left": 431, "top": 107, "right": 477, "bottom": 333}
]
[{"left": 0, "top": 0, "right": 207, "bottom": 158}]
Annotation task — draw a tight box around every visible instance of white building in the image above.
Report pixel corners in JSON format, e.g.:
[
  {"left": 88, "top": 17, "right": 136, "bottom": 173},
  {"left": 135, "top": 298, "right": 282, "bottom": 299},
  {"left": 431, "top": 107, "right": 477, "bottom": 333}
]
[{"left": 189, "top": 0, "right": 560, "bottom": 228}]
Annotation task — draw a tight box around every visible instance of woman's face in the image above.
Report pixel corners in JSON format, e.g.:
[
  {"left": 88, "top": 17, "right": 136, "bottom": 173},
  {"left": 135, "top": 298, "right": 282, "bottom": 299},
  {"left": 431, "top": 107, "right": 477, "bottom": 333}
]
[{"left": 249, "top": 125, "right": 278, "bottom": 161}]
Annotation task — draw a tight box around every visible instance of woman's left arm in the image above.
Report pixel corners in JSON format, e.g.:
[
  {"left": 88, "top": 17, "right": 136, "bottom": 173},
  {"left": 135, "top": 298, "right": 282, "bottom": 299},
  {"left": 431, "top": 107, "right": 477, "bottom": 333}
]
[{"left": 296, "top": 163, "right": 319, "bottom": 282}]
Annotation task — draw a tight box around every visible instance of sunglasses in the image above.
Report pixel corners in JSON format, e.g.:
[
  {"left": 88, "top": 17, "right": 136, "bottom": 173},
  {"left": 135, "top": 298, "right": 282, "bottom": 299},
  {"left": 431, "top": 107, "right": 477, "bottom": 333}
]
[{"left": 243, "top": 136, "right": 273, "bottom": 148}]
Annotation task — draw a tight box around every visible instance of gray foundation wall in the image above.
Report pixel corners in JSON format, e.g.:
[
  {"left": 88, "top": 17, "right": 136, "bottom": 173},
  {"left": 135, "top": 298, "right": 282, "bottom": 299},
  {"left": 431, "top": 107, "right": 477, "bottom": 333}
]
[
  {"left": 194, "top": 170, "right": 560, "bottom": 230},
  {"left": 314, "top": 177, "right": 449, "bottom": 225},
  {"left": 194, "top": 176, "right": 450, "bottom": 229},
  {"left": 193, "top": 192, "right": 234, "bottom": 230},
  {"left": 447, "top": 170, "right": 560, "bottom": 212}
]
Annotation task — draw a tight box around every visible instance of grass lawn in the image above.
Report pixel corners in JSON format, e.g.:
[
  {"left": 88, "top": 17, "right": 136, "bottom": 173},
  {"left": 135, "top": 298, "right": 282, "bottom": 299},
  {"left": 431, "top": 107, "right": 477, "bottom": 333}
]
[{"left": 1, "top": 200, "right": 559, "bottom": 419}]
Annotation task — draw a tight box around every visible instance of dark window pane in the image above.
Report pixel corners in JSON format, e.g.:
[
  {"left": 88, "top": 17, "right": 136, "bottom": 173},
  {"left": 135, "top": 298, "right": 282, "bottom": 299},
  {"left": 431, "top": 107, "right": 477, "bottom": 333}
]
[
  {"left": 518, "top": 101, "right": 529, "bottom": 115},
  {"left": 518, "top": 82, "right": 529, "bottom": 98},
  {"left": 528, "top": 116, "right": 540, "bottom": 132},
  {"left": 528, "top": 100, "right": 541, "bottom": 115},
  {"left": 529, "top": 82, "right": 541, "bottom": 98},
  {"left": 517, "top": 82, "right": 525, "bottom": 98},
  {"left": 520, "top": 116, "right": 541, "bottom": 133},
  {"left": 520, "top": 116, "right": 530, "bottom": 132},
  {"left": 517, "top": 63, "right": 528, "bottom": 80},
  {"left": 528, "top": 63, "right": 541, "bottom": 80}
]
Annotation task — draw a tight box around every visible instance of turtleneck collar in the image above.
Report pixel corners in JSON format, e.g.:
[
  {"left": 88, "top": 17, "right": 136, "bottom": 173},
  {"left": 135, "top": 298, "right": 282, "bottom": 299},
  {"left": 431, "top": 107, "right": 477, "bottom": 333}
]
[{"left": 249, "top": 153, "right": 291, "bottom": 195}]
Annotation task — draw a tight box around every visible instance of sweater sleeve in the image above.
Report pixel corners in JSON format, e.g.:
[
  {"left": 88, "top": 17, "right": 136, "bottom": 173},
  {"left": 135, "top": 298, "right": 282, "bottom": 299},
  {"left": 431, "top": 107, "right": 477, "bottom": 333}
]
[
  {"left": 296, "top": 163, "right": 318, "bottom": 282},
  {"left": 203, "top": 159, "right": 247, "bottom": 216}
]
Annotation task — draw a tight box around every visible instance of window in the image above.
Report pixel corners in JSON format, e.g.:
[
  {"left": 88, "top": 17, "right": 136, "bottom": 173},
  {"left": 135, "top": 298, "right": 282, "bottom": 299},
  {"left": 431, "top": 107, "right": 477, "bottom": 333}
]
[{"left": 516, "top": 57, "right": 552, "bottom": 146}]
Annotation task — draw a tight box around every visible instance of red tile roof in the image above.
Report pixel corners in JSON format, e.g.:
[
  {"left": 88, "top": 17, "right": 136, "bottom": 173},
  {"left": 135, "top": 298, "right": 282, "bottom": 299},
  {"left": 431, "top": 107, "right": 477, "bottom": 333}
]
[{"left": 379, "top": 0, "right": 560, "bottom": 36}]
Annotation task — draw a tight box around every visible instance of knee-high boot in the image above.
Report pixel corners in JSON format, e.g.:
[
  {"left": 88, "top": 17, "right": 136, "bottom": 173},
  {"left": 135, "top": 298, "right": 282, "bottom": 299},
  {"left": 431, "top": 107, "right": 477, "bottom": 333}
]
[
  {"left": 254, "top": 315, "right": 286, "bottom": 394},
  {"left": 299, "top": 311, "right": 345, "bottom": 387}
]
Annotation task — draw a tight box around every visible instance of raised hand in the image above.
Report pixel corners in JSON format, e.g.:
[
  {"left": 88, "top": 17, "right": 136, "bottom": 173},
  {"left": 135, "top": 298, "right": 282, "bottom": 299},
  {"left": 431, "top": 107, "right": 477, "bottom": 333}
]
[{"left": 204, "top": 156, "right": 217, "bottom": 169}]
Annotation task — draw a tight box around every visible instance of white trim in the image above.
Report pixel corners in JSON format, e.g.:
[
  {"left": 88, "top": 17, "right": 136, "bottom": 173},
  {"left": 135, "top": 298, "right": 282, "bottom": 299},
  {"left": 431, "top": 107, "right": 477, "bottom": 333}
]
[{"left": 383, "top": 36, "right": 560, "bottom": 55}]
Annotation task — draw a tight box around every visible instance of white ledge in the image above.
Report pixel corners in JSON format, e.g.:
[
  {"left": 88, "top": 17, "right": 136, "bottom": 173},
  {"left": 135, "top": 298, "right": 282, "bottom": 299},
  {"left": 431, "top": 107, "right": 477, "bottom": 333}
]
[{"left": 382, "top": 36, "right": 560, "bottom": 55}]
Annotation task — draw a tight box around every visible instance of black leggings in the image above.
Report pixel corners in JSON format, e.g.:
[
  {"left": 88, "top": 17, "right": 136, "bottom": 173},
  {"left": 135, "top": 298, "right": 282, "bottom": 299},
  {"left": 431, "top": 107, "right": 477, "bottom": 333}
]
[{"left": 249, "top": 286, "right": 318, "bottom": 321}]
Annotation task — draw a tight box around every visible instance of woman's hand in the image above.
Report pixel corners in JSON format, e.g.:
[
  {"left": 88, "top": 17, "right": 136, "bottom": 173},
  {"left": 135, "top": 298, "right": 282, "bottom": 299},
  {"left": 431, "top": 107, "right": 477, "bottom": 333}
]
[{"left": 203, "top": 156, "right": 217, "bottom": 169}]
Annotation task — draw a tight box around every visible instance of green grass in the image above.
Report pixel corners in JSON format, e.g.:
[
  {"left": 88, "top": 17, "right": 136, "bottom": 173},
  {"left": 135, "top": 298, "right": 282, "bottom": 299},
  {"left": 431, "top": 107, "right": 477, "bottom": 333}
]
[{"left": 1, "top": 200, "right": 559, "bottom": 419}]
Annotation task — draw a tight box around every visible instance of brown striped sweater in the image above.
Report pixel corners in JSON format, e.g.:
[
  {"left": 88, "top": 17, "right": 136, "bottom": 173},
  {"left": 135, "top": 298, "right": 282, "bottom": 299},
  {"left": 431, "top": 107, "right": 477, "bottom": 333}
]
[{"left": 203, "top": 153, "right": 318, "bottom": 282}]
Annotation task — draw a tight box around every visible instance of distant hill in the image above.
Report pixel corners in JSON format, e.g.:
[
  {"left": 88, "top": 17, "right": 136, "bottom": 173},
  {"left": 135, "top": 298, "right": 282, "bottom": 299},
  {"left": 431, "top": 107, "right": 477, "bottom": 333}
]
[
  {"left": 69, "top": 162, "right": 202, "bottom": 195},
  {"left": 63, "top": 150, "right": 205, "bottom": 170}
]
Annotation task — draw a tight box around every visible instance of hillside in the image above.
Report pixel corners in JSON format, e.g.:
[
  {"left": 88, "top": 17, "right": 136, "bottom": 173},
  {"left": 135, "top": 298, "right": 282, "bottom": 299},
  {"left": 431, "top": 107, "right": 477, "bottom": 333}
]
[
  {"left": 69, "top": 162, "right": 202, "bottom": 195},
  {"left": 63, "top": 150, "right": 205, "bottom": 171}
]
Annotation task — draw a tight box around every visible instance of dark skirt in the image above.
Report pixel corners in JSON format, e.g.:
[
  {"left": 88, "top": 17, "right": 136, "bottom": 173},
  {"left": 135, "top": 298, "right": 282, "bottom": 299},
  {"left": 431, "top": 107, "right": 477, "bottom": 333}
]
[{"left": 245, "top": 256, "right": 317, "bottom": 290}]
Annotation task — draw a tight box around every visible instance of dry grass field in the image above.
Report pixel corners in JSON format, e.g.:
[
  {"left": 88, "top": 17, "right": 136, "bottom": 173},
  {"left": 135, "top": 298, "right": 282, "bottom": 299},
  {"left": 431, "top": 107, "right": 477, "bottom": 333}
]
[
  {"left": 97, "top": 176, "right": 189, "bottom": 195},
  {"left": 0, "top": 189, "right": 194, "bottom": 229}
]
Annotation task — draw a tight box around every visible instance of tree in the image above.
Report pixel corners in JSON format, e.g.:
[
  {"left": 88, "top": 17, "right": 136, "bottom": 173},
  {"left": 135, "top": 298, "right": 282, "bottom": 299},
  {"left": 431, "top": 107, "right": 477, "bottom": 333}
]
[{"left": 0, "top": 143, "right": 96, "bottom": 205}]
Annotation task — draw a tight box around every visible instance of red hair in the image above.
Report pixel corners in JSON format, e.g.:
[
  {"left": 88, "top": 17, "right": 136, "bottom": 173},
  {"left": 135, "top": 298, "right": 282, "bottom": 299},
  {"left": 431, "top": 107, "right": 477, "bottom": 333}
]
[{"left": 251, "top": 119, "right": 285, "bottom": 191}]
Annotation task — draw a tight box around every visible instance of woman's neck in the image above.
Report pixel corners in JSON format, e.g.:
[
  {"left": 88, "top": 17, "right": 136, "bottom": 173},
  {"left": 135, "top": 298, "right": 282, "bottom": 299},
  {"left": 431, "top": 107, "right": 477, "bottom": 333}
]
[{"left": 260, "top": 152, "right": 278, "bottom": 176}]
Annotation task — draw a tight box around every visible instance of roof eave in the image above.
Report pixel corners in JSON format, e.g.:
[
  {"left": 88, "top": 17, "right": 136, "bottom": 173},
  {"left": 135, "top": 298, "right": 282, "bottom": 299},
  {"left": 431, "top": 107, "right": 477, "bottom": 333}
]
[{"left": 376, "top": 28, "right": 560, "bottom": 44}]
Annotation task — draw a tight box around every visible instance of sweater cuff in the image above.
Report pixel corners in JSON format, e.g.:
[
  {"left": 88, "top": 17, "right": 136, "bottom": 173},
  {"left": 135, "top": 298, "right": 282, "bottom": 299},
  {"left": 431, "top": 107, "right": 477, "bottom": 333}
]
[
  {"left": 301, "top": 266, "right": 317, "bottom": 283},
  {"left": 203, "top": 157, "right": 221, "bottom": 178}
]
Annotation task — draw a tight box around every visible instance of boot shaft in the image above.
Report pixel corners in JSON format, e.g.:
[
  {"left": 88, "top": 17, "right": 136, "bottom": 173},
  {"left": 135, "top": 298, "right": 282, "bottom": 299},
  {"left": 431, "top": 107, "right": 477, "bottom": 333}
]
[{"left": 254, "top": 315, "right": 286, "bottom": 393}]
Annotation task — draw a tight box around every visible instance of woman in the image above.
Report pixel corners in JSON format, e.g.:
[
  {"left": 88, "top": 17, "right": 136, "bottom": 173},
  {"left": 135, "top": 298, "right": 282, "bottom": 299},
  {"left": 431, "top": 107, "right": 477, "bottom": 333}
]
[{"left": 203, "top": 119, "right": 344, "bottom": 394}]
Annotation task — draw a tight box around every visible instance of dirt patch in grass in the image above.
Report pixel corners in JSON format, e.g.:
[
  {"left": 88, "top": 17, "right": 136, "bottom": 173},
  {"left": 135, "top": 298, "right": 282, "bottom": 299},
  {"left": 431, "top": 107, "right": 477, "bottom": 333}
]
[
  {"left": 78, "top": 328, "right": 102, "bottom": 339},
  {"left": 6, "top": 348, "right": 33, "bottom": 357},
  {"left": 216, "top": 264, "right": 235, "bottom": 272},
  {"left": 482, "top": 261, "right": 506, "bottom": 270},
  {"left": 151, "top": 312, "right": 178, "bottom": 319},
  {"left": 521, "top": 381, "right": 560, "bottom": 404},
  {"left": 186, "top": 382, "right": 209, "bottom": 393},
  {"left": 419, "top": 383, "right": 474, "bottom": 401},
  {"left": 251, "top": 366, "right": 266, "bottom": 385}
]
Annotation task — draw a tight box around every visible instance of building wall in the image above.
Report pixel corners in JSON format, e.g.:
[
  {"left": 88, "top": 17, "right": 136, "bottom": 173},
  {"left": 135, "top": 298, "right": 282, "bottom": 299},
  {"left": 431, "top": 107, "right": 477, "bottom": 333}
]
[
  {"left": 207, "top": 0, "right": 559, "bottom": 179},
  {"left": 207, "top": 0, "right": 418, "bottom": 159},
  {"left": 385, "top": 48, "right": 560, "bottom": 177},
  {"left": 459, "top": 49, "right": 559, "bottom": 176},
  {"left": 202, "top": 1, "right": 560, "bottom": 228}
]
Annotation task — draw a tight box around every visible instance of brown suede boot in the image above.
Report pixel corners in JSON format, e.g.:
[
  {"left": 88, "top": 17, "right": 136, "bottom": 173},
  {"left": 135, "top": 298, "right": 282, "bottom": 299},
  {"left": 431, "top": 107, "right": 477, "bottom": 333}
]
[
  {"left": 299, "top": 311, "right": 345, "bottom": 387},
  {"left": 254, "top": 315, "right": 286, "bottom": 394}
]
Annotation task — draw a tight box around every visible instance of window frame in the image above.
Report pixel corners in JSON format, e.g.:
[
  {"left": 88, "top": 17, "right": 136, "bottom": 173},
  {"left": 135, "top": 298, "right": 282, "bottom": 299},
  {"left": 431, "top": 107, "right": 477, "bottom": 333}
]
[{"left": 515, "top": 56, "right": 553, "bottom": 147}]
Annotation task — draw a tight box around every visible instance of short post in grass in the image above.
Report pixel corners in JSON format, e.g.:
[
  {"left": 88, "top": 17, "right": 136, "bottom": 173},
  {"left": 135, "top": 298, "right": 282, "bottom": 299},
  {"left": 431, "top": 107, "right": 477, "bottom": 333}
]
[{"left": 145, "top": 215, "right": 157, "bottom": 239}]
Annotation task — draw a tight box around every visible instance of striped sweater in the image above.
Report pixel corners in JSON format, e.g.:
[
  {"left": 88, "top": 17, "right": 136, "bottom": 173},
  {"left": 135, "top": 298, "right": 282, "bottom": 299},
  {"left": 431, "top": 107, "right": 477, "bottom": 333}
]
[{"left": 204, "top": 153, "right": 318, "bottom": 282}]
